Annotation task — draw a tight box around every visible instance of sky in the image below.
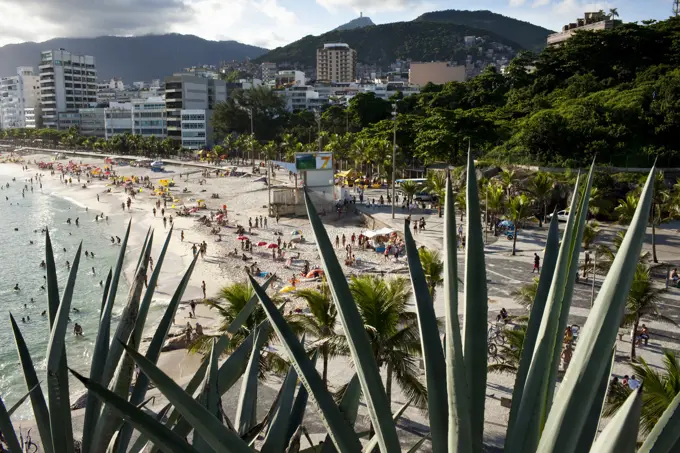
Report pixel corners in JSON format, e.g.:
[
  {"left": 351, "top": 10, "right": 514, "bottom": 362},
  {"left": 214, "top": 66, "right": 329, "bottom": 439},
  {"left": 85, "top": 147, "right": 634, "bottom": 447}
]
[{"left": 0, "top": 0, "right": 673, "bottom": 49}]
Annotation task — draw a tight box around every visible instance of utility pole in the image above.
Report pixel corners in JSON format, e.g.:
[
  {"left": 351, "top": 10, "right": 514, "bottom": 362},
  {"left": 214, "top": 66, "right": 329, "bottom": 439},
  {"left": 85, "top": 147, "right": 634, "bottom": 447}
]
[
  {"left": 315, "top": 110, "right": 322, "bottom": 152},
  {"left": 391, "top": 103, "right": 397, "bottom": 219},
  {"left": 590, "top": 251, "right": 597, "bottom": 307}
]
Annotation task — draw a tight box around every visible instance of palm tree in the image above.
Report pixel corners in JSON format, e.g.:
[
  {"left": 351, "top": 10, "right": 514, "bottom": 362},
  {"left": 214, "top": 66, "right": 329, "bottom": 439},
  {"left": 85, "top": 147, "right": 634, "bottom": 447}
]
[
  {"left": 500, "top": 168, "right": 516, "bottom": 198},
  {"left": 511, "top": 278, "right": 539, "bottom": 307},
  {"left": 455, "top": 190, "right": 466, "bottom": 222},
  {"left": 582, "top": 221, "right": 600, "bottom": 250},
  {"left": 622, "top": 264, "right": 676, "bottom": 360},
  {"left": 349, "top": 275, "right": 427, "bottom": 407},
  {"left": 418, "top": 248, "right": 444, "bottom": 299},
  {"left": 609, "top": 7, "right": 619, "bottom": 19},
  {"left": 615, "top": 193, "right": 639, "bottom": 224},
  {"left": 587, "top": 187, "right": 612, "bottom": 217},
  {"left": 506, "top": 194, "right": 531, "bottom": 256},
  {"left": 291, "top": 287, "right": 340, "bottom": 388},
  {"left": 486, "top": 183, "right": 505, "bottom": 233},
  {"left": 192, "top": 282, "right": 289, "bottom": 374},
  {"left": 488, "top": 326, "right": 527, "bottom": 375},
  {"left": 616, "top": 189, "right": 664, "bottom": 263},
  {"left": 527, "top": 172, "right": 553, "bottom": 227},
  {"left": 605, "top": 350, "right": 680, "bottom": 435},
  {"left": 400, "top": 180, "right": 419, "bottom": 206},
  {"left": 426, "top": 171, "right": 447, "bottom": 217}
]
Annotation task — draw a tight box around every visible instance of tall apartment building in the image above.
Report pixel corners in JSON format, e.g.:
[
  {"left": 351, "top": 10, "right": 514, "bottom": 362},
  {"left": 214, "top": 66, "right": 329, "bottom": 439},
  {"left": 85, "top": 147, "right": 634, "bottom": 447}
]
[
  {"left": 0, "top": 67, "right": 40, "bottom": 129},
  {"left": 316, "top": 43, "right": 357, "bottom": 83},
  {"left": 39, "top": 49, "right": 97, "bottom": 128},
  {"left": 164, "top": 73, "right": 226, "bottom": 143},
  {"left": 260, "top": 62, "right": 277, "bottom": 84}
]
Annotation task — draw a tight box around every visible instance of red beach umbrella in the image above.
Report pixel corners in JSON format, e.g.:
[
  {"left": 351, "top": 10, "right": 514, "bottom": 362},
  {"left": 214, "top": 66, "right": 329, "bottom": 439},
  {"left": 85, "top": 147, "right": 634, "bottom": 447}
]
[
  {"left": 267, "top": 243, "right": 279, "bottom": 249},
  {"left": 237, "top": 236, "right": 248, "bottom": 241},
  {"left": 257, "top": 241, "right": 268, "bottom": 247}
]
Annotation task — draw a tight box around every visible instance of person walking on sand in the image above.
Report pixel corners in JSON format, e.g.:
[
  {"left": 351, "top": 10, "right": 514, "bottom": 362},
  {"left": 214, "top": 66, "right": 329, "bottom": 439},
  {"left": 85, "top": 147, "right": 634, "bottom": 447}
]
[
  {"left": 342, "top": 234, "right": 346, "bottom": 247},
  {"left": 97, "top": 194, "right": 100, "bottom": 202},
  {"left": 181, "top": 230, "right": 184, "bottom": 242},
  {"left": 335, "top": 235, "right": 340, "bottom": 248},
  {"left": 533, "top": 253, "right": 540, "bottom": 273},
  {"left": 351, "top": 233, "right": 356, "bottom": 245},
  {"left": 413, "top": 222, "right": 418, "bottom": 235},
  {"left": 264, "top": 217, "right": 268, "bottom": 228},
  {"left": 192, "top": 243, "right": 198, "bottom": 256},
  {"left": 201, "top": 281, "right": 206, "bottom": 299},
  {"left": 190, "top": 300, "right": 197, "bottom": 317},
  {"left": 163, "top": 216, "right": 167, "bottom": 229},
  {"left": 153, "top": 208, "right": 156, "bottom": 217}
]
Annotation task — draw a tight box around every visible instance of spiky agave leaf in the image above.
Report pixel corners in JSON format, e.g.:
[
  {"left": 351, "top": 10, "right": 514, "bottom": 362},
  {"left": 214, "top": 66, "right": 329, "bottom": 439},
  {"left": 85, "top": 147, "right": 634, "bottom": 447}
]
[
  {"left": 505, "top": 211, "right": 560, "bottom": 448},
  {"left": 536, "top": 166, "right": 656, "bottom": 453},
  {"left": 192, "top": 339, "right": 222, "bottom": 450},
  {"left": 321, "top": 374, "right": 361, "bottom": 453},
  {"left": 403, "top": 217, "right": 448, "bottom": 452},
  {"left": 506, "top": 173, "right": 582, "bottom": 453},
  {"left": 70, "top": 369, "right": 200, "bottom": 453},
  {"left": 234, "top": 326, "right": 263, "bottom": 435},
  {"left": 0, "top": 394, "right": 22, "bottom": 452},
  {"left": 284, "top": 351, "right": 317, "bottom": 447},
  {"left": 260, "top": 363, "right": 300, "bottom": 453},
  {"left": 304, "top": 189, "right": 401, "bottom": 453},
  {"left": 119, "top": 344, "right": 253, "bottom": 453},
  {"left": 250, "top": 274, "right": 363, "bottom": 452},
  {"left": 362, "top": 398, "right": 414, "bottom": 453},
  {"left": 463, "top": 151, "right": 489, "bottom": 453},
  {"left": 10, "top": 314, "right": 54, "bottom": 453},
  {"left": 588, "top": 386, "right": 643, "bottom": 453},
  {"left": 46, "top": 240, "right": 82, "bottom": 453},
  {"left": 442, "top": 171, "right": 472, "bottom": 452}
]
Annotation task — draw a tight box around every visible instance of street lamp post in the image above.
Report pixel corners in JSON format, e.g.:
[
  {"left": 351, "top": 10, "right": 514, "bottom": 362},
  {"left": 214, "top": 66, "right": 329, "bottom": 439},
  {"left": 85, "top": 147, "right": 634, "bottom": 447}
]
[
  {"left": 248, "top": 108, "right": 254, "bottom": 166},
  {"left": 391, "top": 103, "right": 397, "bottom": 219},
  {"left": 315, "top": 110, "right": 322, "bottom": 152}
]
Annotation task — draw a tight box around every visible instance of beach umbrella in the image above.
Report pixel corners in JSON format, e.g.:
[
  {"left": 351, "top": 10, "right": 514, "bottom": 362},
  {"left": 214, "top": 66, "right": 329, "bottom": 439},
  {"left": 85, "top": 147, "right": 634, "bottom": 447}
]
[
  {"left": 257, "top": 241, "right": 268, "bottom": 247},
  {"left": 279, "top": 285, "right": 296, "bottom": 293},
  {"left": 267, "top": 243, "right": 279, "bottom": 249},
  {"left": 237, "top": 236, "right": 248, "bottom": 241},
  {"left": 290, "top": 230, "right": 302, "bottom": 236}
]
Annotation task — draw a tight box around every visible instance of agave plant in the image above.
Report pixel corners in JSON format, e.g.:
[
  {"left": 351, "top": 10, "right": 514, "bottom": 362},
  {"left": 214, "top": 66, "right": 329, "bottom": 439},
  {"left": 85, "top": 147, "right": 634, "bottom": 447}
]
[{"left": 2, "top": 154, "right": 680, "bottom": 453}]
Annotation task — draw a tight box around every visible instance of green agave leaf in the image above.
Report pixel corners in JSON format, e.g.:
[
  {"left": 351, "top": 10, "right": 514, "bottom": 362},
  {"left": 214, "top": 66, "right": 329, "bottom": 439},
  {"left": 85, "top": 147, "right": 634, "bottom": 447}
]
[
  {"left": 442, "top": 172, "right": 472, "bottom": 452},
  {"left": 260, "top": 362, "right": 300, "bottom": 453},
  {"left": 70, "top": 369, "right": 201, "bottom": 453},
  {"left": 250, "top": 274, "right": 363, "bottom": 452},
  {"left": 639, "top": 386, "right": 680, "bottom": 453},
  {"left": 235, "top": 326, "right": 262, "bottom": 436},
  {"left": 120, "top": 343, "right": 253, "bottom": 453},
  {"left": 505, "top": 212, "right": 560, "bottom": 448},
  {"left": 135, "top": 227, "right": 152, "bottom": 271},
  {"left": 154, "top": 274, "right": 274, "bottom": 448},
  {"left": 548, "top": 161, "right": 595, "bottom": 408},
  {"left": 127, "top": 404, "right": 172, "bottom": 453},
  {"left": 0, "top": 394, "right": 22, "bottom": 453},
  {"left": 322, "top": 374, "right": 361, "bottom": 453},
  {"left": 104, "top": 220, "right": 132, "bottom": 322},
  {"left": 94, "top": 232, "right": 154, "bottom": 452},
  {"left": 160, "top": 320, "right": 271, "bottom": 450},
  {"left": 83, "top": 268, "right": 115, "bottom": 453},
  {"left": 536, "top": 167, "right": 655, "bottom": 453},
  {"left": 285, "top": 350, "right": 318, "bottom": 447},
  {"left": 10, "top": 314, "right": 54, "bottom": 453},
  {"left": 101, "top": 230, "right": 154, "bottom": 389},
  {"left": 6, "top": 384, "right": 37, "bottom": 416},
  {"left": 507, "top": 173, "right": 582, "bottom": 453},
  {"left": 407, "top": 435, "right": 431, "bottom": 453},
  {"left": 44, "top": 229, "right": 61, "bottom": 325},
  {"left": 588, "top": 386, "right": 642, "bottom": 453},
  {"left": 574, "top": 348, "right": 616, "bottom": 452},
  {"left": 193, "top": 339, "right": 222, "bottom": 451},
  {"left": 463, "top": 151, "right": 488, "bottom": 453},
  {"left": 403, "top": 218, "right": 448, "bottom": 452},
  {"left": 47, "top": 242, "right": 82, "bottom": 453},
  {"left": 362, "top": 398, "right": 414, "bottom": 453},
  {"left": 303, "top": 190, "right": 400, "bottom": 453},
  {"left": 117, "top": 248, "right": 198, "bottom": 453}
]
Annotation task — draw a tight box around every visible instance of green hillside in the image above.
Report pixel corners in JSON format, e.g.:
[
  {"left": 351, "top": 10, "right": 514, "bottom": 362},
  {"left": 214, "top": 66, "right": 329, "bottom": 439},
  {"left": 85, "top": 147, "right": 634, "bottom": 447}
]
[
  {"left": 415, "top": 9, "right": 553, "bottom": 51},
  {"left": 255, "top": 21, "right": 522, "bottom": 67}
]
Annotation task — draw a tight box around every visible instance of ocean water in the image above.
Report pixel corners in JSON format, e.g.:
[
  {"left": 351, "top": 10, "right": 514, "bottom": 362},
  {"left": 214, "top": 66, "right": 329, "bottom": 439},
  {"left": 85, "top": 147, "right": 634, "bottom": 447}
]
[{"left": 0, "top": 168, "right": 130, "bottom": 419}]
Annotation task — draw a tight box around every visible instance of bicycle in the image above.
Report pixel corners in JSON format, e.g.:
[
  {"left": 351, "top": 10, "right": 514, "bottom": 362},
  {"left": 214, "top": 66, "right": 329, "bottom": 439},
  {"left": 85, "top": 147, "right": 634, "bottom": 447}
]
[{"left": 487, "top": 322, "right": 507, "bottom": 346}]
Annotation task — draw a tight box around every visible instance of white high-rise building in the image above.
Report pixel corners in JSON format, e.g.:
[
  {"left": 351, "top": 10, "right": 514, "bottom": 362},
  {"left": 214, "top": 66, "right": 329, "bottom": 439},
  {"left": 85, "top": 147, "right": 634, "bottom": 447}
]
[
  {"left": 0, "top": 67, "right": 40, "bottom": 129},
  {"left": 39, "top": 49, "right": 97, "bottom": 129},
  {"left": 316, "top": 43, "right": 357, "bottom": 83}
]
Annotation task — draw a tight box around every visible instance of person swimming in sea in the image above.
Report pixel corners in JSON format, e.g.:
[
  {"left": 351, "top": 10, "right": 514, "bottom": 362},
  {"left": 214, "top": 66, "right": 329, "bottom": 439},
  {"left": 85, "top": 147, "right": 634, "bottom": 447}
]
[
  {"left": 13, "top": 283, "right": 20, "bottom": 291},
  {"left": 75, "top": 217, "right": 79, "bottom": 226},
  {"left": 85, "top": 250, "right": 89, "bottom": 257},
  {"left": 91, "top": 266, "right": 95, "bottom": 275},
  {"left": 66, "top": 261, "right": 70, "bottom": 270},
  {"left": 110, "top": 236, "right": 115, "bottom": 244},
  {"left": 40, "top": 260, "right": 46, "bottom": 268},
  {"left": 73, "top": 323, "right": 83, "bottom": 336},
  {"left": 41, "top": 311, "right": 46, "bottom": 316}
]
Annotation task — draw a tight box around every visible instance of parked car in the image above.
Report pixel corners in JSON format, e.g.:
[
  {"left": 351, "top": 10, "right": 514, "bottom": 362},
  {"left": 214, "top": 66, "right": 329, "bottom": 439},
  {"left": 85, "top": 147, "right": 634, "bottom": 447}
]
[
  {"left": 547, "top": 210, "right": 570, "bottom": 222},
  {"left": 414, "top": 192, "right": 433, "bottom": 202}
]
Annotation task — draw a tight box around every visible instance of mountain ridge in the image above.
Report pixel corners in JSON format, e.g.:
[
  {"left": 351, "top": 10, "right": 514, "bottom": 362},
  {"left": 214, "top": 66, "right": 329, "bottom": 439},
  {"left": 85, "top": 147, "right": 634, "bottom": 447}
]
[
  {"left": 0, "top": 34, "right": 268, "bottom": 81},
  {"left": 334, "top": 16, "right": 375, "bottom": 31}
]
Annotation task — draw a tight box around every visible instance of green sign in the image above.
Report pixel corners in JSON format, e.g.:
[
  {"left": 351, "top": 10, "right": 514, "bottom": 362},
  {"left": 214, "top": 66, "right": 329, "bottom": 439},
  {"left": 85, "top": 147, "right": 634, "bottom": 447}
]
[{"left": 295, "top": 153, "right": 316, "bottom": 170}]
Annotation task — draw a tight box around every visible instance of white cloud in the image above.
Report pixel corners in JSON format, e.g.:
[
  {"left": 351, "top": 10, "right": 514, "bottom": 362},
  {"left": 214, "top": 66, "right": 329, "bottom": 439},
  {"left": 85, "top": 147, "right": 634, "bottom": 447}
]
[
  {"left": 315, "top": 0, "right": 424, "bottom": 14},
  {"left": 532, "top": 0, "right": 551, "bottom": 7},
  {"left": 509, "top": 0, "right": 527, "bottom": 7}
]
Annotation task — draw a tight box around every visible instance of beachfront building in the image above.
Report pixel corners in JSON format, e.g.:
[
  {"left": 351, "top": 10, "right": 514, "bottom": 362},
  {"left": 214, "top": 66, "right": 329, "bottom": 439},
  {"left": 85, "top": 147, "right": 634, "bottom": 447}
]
[
  {"left": 79, "top": 108, "right": 106, "bottom": 138},
  {"left": 132, "top": 97, "right": 167, "bottom": 137},
  {"left": 277, "top": 81, "right": 419, "bottom": 111},
  {"left": 547, "top": 12, "right": 615, "bottom": 46},
  {"left": 39, "top": 49, "right": 97, "bottom": 128},
  {"left": 104, "top": 102, "right": 133, "bottom": 139},
  {"left": 24, "top": 107, "right": 38, "bottom": 129},
  {"left": 316, "top": 43, "right": 357, "bottom": 83},
  {"left": 0, "top": 67, "right": 40, "bottom": 129},
  {"left": 164, "top": 73, "right": 227, "bottom": 144},
  {"left": 79, "top": 97, "right": 167, "bottom": 140},
  {"left": 409, "top": 62, "right": 466, "bottom": 86},
  {"left": 180, "top": 109, "right": 214, "bottom": 150}
]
